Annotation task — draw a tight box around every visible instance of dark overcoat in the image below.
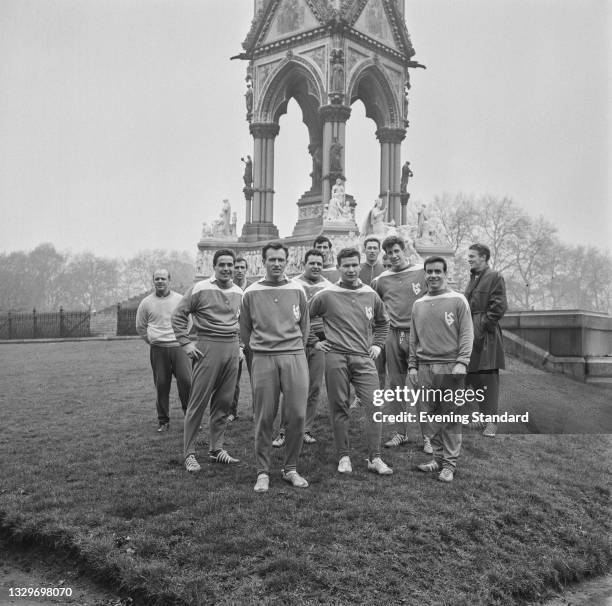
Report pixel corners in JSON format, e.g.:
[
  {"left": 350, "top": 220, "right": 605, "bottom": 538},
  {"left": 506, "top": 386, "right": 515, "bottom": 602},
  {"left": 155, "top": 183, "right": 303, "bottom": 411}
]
[{"left": 464, "top": 266, "right": 508, "bottom": 371}]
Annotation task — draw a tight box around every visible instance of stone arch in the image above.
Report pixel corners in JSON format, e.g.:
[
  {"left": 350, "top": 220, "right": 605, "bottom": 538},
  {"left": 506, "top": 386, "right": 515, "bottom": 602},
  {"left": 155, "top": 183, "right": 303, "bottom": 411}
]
[
  {"left": 346, "top": 61, "right": 401, "bottom": 129},
  {"left": 258, "top": 56, "right": 325, "bottom": 140}
]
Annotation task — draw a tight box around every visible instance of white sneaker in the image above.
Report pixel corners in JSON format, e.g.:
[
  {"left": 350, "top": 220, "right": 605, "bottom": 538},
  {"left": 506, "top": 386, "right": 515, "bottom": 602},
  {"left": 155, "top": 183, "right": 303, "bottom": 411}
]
[
  {"left": 272, "top": 433, "right": 285, "bottom": 448},
  {"left": 438, "top": 468, "right": 454, "bottom": 482},
  {"left": 483, "top": 422, "right": 497, "bottom": 437},
  {"left": 303, "top": 432, "right": 316, "bottom": 444},
  {"left": 282, "top": 470, "right": 309, "bottom": 488},
  {"left": 423, "top": 436, "right": 433, "bottom": 454},
  {"left": 367, "top": 457, "right": 393, "bottom": 475},
  {"left": 337, "top": 456, "right": 352, "bottom": 474},
  {"left": 254, "top": 473, "right": 269, "bottom": 492},
  {"left": 184, "top": 454, "right": 201, "bottom": 473}
]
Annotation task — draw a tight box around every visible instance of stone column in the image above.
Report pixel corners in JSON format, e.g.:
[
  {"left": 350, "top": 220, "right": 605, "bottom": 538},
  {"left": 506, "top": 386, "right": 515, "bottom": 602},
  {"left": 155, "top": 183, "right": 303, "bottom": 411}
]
[
  {"left": 240, "top": 122, "right": 280, "bottom": 242},
  {"left": 319, "top": 105, "right": 351, "bottom": 208},
  {"left": 376, "top": 127, "right": 406, "bottom": 225}
]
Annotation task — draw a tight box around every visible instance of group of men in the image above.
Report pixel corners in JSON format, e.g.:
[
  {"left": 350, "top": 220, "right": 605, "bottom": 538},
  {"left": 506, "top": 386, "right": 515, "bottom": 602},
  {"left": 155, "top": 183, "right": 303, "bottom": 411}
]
[{"left": 136, "top": 234, "right": 507, "bottom": 489}]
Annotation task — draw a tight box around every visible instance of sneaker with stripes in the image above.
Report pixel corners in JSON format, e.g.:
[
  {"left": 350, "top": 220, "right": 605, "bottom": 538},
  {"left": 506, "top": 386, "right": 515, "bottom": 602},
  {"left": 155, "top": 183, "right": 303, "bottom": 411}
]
[
  {"left": 384, "top": 433, "right": 408, "bottom": 448},
  {"left": 184, "top": 454, "right": 201, "bottom": 473},
  {"left": 209, "top": 449, "right": 239, "bottom": 464}
]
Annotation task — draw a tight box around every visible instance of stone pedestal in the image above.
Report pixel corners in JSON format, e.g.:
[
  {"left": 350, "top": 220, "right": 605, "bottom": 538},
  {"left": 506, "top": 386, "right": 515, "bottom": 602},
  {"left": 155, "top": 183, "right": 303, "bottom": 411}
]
[
  {"left": 240, "top": 221, "right": 279, "bottom": 242},
  {"left": 292, "top": 191, "right": 324, "bottom": 237}
]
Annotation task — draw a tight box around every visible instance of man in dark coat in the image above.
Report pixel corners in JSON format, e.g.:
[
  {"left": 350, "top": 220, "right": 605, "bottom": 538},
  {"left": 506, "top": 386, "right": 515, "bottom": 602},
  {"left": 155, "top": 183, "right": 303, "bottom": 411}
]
[{"left": 464, "top": 243, "right": 508, "bottom": 437}]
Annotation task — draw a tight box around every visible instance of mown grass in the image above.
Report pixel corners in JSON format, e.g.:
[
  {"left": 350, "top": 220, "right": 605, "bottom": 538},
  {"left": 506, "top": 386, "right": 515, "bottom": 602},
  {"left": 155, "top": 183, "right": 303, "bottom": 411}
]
[{"left": 0, "top": 340, "right": 610, "bottom": 605}]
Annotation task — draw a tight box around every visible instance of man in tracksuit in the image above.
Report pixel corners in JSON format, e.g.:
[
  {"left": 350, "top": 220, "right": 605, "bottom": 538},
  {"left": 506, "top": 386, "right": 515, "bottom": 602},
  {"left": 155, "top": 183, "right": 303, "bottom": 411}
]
[
  {"left": 409, "top": 256, "right": 473, "bottom": 482},
  {"left": 372, "top": 235, "right": 428, "bottom": 452},
  {"left": 171, "top": 249, "right": 243, "bottom": 473},
  {"left": 309, "top": 247, "right": 393, "bottom": 476},
  {"left": 240, "top": 241, "right": 310, "bottom": 493},
  {"left": 273, "top": 248, "right": 331, "bottom": 447}
]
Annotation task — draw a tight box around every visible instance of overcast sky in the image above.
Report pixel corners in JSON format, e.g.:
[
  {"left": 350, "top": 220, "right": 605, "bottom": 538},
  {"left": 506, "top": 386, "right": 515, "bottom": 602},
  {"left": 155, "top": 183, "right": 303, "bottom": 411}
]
[{"left": 1, "top": 0, "right": 610, "bottom": 258}]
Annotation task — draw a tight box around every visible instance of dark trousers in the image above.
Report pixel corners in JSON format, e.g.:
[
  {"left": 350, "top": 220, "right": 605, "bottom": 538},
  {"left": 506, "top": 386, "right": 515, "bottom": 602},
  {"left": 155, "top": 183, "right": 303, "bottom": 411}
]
[
  {"left": 466, "top": 370, "right": 500, "bottom": 415},
  {"left": 150, "top": 345, "right": 192, "bottom": 424}
]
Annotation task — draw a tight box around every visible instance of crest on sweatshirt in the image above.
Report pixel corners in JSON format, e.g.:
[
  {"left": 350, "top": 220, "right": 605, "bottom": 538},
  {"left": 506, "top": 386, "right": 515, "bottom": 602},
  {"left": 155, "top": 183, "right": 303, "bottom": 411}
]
[
  {"left": 445, "top": 311, "right": 455, "bottom": 327},
  {"left": 292, "top": 304, "right": 301, "bottom": 321},
  {"left": 412, "top": 282, "right": 422, "bottom": 295},
  {"left": 364, "top": 306, "right": 373, "bottom": 320}
]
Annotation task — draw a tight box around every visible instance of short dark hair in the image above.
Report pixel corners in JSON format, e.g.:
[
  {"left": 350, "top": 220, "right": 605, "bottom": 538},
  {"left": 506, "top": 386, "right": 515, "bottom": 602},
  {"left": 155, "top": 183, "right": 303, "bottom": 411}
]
[
  {"left": 234, "top": 256, "right": 248, "bottom": 268},
  {"left": 313, "top": 235, "right": 332, "bottom": 248},
  {"left": 382, "top": 235, "right": 406, "bottom": 253},
  {"left": 262, "top": 240, "right": 289, "bottom": 260},
  {"left": 213, "top": 249, "right": 236, "bottom": 266},
  {"left": 424, "top": 255, "right": 447, "bottom": 273},
  {"left": 363, "top": 237, "right": 381, "bottom": 250},
  {"left": 304, "top": 248, "right": 324, "bottom": 264},
  {"left": 336, "top": 247, "right": 361, "bottom": 266},
  {"left": 469, "top": 243, "right": 491, "bottom": 261}
]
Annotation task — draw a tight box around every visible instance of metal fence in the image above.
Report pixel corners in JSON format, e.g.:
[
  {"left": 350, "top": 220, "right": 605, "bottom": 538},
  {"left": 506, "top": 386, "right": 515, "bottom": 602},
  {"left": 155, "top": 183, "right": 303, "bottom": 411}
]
[
  {"left": 116, "top": 304, "right": 138, "bottom": 336},
  {"left": 0, "top": 308, "right": 91, "bottom": 340}
]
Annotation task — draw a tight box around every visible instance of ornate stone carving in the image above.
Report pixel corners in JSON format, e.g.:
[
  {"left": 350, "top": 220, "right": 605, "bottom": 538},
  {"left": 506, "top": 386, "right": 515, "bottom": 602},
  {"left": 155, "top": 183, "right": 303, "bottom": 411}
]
[
  {"left": 298, "top": 204, "right": 323, "bottom": 219},
  {"left": 249, "top": 122, "right": 280, "bottom": 138},
  {"left": 245, "top": 77, "right": 253, "bottom": 122},
  {"left": 329, "top": 138, "right": 343, "bottom": 174},
  {"left": 362, "top": 198, "right": 396, "bottom": 237},
  {"left": 400, "top": 161, "right": 413, "bottom": 194},
  {"left": 375, "top": 127, "right": 406, "bottom": 144},
  {"left": 276, "top": 0, "right": 305, "bottom": 36},
  {"left": 300, "top": 45, "right": 326, "bottom": 75},
  {"left": 347, "top": 47, "right": 368, "bottom": 74},
  {"left": 319, "top": 104, "right": 351, "bottom": 123},
  {"left": 241, "top": 155, "right": 253, "bottom": 188},
  {"left": 201, "top": 199, "right": 236, "bottom": 240},
  {"left": 308, "top": 143, "right": 322, "bottom": 189}
]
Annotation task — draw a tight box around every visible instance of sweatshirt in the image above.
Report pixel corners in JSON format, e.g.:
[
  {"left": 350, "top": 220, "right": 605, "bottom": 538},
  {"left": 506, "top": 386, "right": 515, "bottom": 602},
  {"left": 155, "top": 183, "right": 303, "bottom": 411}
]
[
  {"left": 240, "top": 278, "right": 310, "bottom": 354},
  {"left": 292, "top": 274, "right": 331, "bottom": 338},
  {"left": 308, "top": 281, "right": 389, "bottom": 356},
  {"left": 171, "top": 277, "right": 243, "bottom": 345},
  {"left": 371, "top": 264, "right": 427, "bottom": 330},
  {"left": 409, "top": 289, "right": 473, "bottom": 367},
  {"left": 135, "top": 291, "right": 184, "bottom": 347}
]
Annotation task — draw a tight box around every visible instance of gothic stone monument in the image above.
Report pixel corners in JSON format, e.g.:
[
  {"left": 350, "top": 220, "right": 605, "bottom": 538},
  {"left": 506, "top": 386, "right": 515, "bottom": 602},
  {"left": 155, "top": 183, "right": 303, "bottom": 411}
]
[{"left": 196, "top": 0, "right": 453, "bottom": 279}]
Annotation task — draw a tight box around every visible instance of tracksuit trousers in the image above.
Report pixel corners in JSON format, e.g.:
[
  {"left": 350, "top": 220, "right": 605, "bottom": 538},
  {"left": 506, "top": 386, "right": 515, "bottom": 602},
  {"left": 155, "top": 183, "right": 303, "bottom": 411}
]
[
  {"left": 251, "top": 352, "right": 309, "bottom": 475},
  {"left": 183, "top": 338, "right": 239, "bottom": 459},
  {"left": 325, "top": 352, "right": 382, "bottom": 461},
  {"left": 417, "top": 362, "right": 463, "bottom": 471},
  {"left": 384, "top": 328, "right": 411, "bottom": 438}
]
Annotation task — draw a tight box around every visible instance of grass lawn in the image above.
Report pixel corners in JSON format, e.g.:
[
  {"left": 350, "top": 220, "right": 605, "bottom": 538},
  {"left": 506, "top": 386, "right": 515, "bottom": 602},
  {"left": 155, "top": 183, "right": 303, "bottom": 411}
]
[{"left": 0, "top": 340, "right": 610, "bottom": 605}]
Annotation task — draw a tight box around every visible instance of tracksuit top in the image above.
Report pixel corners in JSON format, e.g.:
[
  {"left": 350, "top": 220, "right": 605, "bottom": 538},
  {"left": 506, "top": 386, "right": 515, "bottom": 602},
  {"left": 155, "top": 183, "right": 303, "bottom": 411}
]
[
  {"left": 409, "top": 289, "right": 474, "bottom": 368},
  {"left": 371, "top": 264, "right": 427, "bottom": 330},
  {"left": 240, "top": 278, "right": 309, "bottom": 354},
  {"left": 292, "top": 274, "right": 331, "bottom": 338},
  {"left": 359, "top": 261, "right": 384, "bottom": 286},
  {"left": 171, "top": 277, "right": 243, "bottom": 345},
  {"left": 321, "top": 266, "right": 341, "bottom": 283},
  {"left": 308, "top": 281, "right": 390, "bottom": 356},
  {"left": 135, "top": 291, "right": 184, "bottom": 347}
]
